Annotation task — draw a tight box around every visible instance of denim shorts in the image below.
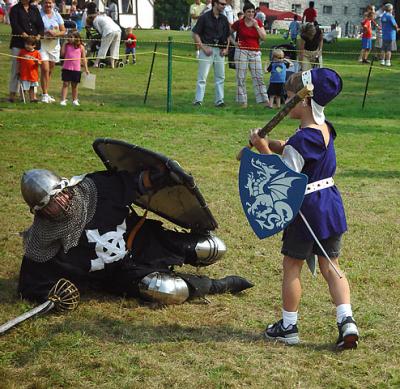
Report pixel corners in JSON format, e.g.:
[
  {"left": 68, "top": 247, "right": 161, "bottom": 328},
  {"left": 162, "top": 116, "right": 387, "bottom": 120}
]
[{"left": 281, "top": 226, "right": 343, "bottom": 260}]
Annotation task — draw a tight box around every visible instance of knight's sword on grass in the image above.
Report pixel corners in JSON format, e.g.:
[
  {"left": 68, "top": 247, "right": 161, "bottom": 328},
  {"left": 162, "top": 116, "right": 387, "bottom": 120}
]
[
  {"left": 236, "top": 84, "right": 314, "bottom": 161},
  {"left": 0, "top": 278, "right": 79, "bottom": 335}
]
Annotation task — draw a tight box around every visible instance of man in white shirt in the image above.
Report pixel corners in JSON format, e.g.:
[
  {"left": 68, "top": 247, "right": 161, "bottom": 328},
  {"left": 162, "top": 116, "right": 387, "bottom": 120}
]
[{"left": 222, "top": 0, "right": 235, "bottom": 24}]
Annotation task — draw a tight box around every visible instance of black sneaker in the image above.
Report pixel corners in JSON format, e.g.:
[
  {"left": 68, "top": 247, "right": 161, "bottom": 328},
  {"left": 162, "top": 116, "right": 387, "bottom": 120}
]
[
  {"left": 264, "top": 319, "right": 300, "bottom": 345},
  {"left": 215, "top": 101, "right": 225, "bottom": 108},
  {"left": 193, "top": 101, "right": 202, "bottom": 106},
  {"left": 336, "top": 316, "right": 359, "bottom": 350}
]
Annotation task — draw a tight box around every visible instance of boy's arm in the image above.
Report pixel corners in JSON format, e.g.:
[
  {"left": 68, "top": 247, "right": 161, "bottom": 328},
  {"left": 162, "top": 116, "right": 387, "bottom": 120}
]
[{"left": 249, "top": 130, "right": 286, "bottom": 155}]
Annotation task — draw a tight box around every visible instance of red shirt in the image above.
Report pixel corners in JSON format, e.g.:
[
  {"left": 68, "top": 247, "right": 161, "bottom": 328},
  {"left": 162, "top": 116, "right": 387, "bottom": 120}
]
[
  {"left": 231, "top": 18, "right": 263, "bottom": 51},
  {"left": 303, "top": 8, "right": 317, "bottom": 22},
  {"left": 361, "top": 18, "right": 372, "bottom": 38},
  {"left": 125, "top": 33, "right": 137, "bottom": 49},
  {"left": 18, "top": 49, "right": 41, "bottom": 82}
]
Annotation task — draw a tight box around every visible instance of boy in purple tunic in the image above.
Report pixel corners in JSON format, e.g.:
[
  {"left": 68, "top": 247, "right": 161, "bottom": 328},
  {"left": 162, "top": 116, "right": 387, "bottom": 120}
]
[{"left": 249, "top": 68, "right": 359, "bottom": 350}]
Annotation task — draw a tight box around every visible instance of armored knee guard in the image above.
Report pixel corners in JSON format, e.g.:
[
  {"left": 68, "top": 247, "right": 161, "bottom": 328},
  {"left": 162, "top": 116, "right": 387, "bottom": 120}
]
[
  {"left": 138, "top": 272, "right": 190, "bottom": 305},
  {"left": 193, "top": 234, "right": 227, "bottom": 266}
]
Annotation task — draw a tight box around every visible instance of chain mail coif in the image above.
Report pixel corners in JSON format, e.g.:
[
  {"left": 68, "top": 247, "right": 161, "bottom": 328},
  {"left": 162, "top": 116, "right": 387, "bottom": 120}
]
[{"left": 22, "top": 177, "right": 98, "bottom": 262}]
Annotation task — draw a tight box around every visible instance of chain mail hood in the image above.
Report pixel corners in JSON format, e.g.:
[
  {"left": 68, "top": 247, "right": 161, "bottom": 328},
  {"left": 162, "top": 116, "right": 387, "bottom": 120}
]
[{"left": 22, "top": 177, "right": 98, "bottom": 262}]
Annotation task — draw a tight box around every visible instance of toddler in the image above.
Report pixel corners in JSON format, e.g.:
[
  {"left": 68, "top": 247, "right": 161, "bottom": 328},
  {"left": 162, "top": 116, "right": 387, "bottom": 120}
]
[
  {"left": 265, "top": 49, "right": 290, "bottom": 109},
  {"left": 18, "top": 36, "right": 42, "bottom": 103},
  {"left": 125, "top": 27, "right": 137, "bottom": 64}
]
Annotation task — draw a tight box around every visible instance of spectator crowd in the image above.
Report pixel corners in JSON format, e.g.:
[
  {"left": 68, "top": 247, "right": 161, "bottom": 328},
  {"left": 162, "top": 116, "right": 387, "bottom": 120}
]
[{"left": 5, "top": 0, "right": 138, "bottom": 104}]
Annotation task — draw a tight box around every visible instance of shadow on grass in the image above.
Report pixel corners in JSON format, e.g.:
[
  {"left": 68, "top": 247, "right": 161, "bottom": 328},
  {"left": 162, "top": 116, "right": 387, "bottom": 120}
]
[{"left": 53, "top": 315, "right": 262, "bottom": 344}]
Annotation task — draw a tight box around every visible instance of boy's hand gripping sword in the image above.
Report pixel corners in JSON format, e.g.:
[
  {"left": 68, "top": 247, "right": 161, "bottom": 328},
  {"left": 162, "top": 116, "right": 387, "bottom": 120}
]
[{"left": 236, "top": 84, "right": 314, "bottom": 161}]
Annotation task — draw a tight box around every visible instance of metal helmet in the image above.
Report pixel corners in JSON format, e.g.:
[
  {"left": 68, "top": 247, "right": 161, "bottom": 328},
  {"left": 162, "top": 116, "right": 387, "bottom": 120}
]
[
  {"left": 194, "top": 235, "right": 227, "bottom": 266},
  {"left": 21, "top": 169, "right": 69, "bottom": 212},
  {"left": 138, "top": 272, "right": 190, "bottom": 305}
]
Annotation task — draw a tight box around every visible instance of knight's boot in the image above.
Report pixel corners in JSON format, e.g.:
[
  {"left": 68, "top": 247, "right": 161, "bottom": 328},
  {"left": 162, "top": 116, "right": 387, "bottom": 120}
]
[{"left": 209, "top": 276, "right": 254, "bottom": 295}]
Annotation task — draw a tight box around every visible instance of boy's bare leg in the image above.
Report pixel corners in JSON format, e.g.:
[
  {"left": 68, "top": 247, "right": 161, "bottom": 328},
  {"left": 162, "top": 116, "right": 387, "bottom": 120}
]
[
  {"left": 318, "top": 257, "right": 350, "bottom": 305},
  {"left": 282, "top": 256, "right": 304, "bottom": 312}
]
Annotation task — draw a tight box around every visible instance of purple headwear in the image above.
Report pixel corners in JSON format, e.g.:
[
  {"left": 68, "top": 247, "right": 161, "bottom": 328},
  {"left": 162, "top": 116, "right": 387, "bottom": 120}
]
[{"left": 301, "top": 68, "right": 343, "bottom": 125}]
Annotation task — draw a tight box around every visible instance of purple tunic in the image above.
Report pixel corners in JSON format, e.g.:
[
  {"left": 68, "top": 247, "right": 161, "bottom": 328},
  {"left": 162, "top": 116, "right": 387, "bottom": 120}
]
[{"left": 284, "top": 122, "right": 347, "bottom": 241}]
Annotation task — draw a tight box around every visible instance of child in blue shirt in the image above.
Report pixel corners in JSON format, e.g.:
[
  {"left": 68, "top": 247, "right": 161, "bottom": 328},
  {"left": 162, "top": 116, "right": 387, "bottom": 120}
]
[
  {"left": 380, "top": 3, "right": 399, "bottom": 67},
  {"left": 249, "top": 68, "right": 359, "bottom": 350},
  {"left": 265, "top": 49, "right": 290, "bottom": 109}
]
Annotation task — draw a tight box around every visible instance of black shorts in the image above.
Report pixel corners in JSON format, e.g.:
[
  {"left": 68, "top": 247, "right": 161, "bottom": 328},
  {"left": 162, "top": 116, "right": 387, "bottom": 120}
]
[
  {"left": 62, "top": 69, "right": 81, "bottom": 83},
  {"left": 281, "top": 225, "right": 343, "bottom": 260},
  {"left": 267, "top": 82, "right": 285, "bottom": 98}
]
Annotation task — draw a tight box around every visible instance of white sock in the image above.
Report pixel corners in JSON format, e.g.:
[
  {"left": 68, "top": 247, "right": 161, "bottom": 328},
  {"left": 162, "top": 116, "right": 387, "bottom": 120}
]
[
  {"left": 336, "top": 304, "right": 353, "bottom": 324},
  {"left": 282, "top": 309, "right": 298, "bottom": 328}
]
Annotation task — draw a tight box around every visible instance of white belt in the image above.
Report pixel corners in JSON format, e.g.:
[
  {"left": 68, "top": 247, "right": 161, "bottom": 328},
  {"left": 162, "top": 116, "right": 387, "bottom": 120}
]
[{"left": 305, "top": 177, "right": 334, "bottom": 195}]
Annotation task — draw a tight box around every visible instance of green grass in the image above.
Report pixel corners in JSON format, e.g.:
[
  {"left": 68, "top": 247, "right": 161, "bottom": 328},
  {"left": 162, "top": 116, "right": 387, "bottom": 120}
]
[{"left": 0, "top": 25, "right": 400, "bottom": 388}]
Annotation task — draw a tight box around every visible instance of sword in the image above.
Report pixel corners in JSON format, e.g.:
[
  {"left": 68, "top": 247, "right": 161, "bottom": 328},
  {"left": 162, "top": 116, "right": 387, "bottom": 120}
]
[
  {"left": 236, "top": 84, "right": 314, "bottom": 161},
  {"left": 0, "top": 279, "right": 80, "bottom": 335}
]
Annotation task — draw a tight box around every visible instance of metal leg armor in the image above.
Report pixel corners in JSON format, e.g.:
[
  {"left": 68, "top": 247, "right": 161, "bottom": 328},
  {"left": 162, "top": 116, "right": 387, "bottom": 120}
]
[{"left": 138, "top": 272, "right": 254, "bottom": 305}]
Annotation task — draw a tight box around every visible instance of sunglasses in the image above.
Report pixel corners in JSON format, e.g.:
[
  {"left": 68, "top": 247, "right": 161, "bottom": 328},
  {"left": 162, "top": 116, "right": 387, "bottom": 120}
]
[{"left": 218, "top": 2, "right": 227, "bottom": 6}]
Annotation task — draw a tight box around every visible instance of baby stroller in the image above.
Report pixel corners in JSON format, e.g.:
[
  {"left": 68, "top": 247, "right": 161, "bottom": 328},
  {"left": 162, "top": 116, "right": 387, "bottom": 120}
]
[{"left": 85, "top": 27, "right": 125, "bottom": 68}]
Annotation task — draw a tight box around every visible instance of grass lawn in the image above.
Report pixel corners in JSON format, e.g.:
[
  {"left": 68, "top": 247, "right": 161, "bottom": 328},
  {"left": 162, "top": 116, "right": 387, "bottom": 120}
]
[{"left": 0, "top": 24, "right": 400, "bottom": 388}]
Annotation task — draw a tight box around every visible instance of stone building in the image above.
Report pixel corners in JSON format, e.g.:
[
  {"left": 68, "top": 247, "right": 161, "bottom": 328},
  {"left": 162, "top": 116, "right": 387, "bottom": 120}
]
[{"left": 231, "top": 0, "right": 379, "bottom": 36}]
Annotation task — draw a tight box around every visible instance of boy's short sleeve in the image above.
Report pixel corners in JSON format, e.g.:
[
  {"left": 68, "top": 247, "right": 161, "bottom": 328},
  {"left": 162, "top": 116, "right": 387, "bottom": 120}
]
[{"left": 285, "top": 129, "right": 324, "bottom": 163}]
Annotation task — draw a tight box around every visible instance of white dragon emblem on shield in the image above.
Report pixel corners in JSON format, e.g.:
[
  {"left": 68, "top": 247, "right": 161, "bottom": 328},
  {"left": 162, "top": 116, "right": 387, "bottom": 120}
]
[{"left": 245, "top": 158, "right": 301, "bottom": 230}]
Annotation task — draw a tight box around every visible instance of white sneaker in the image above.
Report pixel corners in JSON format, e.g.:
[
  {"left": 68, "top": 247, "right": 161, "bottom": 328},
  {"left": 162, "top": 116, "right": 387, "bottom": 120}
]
[
  {"left": 385, "top": 60, "right": 391, "bottom": 67},
  {"left": 72, "top": 100, "right": 80, "bottom": 106},
  {"left": 48, "top": 95, "right": 56, "bottom": 103},
  {"left": 60, "top": 100, "right": 67, "bottom": 106},
  {"left": 41, "top": 94, "right": 50, "bottom": 103},
  {"left": 380, "top": 59, "right": 385, "bottom": 65}
]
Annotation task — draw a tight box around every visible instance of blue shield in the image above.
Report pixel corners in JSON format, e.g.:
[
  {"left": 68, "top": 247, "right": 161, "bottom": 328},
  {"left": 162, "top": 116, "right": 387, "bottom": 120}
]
[{"left": 239, "top": 149, "right": 308, "bottom": 239}]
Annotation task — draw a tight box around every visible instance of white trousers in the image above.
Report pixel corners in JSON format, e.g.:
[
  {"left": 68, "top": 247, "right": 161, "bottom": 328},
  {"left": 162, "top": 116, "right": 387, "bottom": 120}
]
[
  {"left": 195, "top": 46, "right": 225, "bottom": 104},
  {"left": 235, "top": 49, "right": 268, "bottom": 104},
  {"left": 97, "top": 30, "right": 121, "bottom": 60},
  {"left": 9, "top": 47, "right": 21, "bottom": 93}
]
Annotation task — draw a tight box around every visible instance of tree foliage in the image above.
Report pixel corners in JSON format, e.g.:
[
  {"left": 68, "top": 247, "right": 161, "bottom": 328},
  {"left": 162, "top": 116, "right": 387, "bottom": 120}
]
[{"left": 154, "top": 0, "right": 192, "bottom": 29}]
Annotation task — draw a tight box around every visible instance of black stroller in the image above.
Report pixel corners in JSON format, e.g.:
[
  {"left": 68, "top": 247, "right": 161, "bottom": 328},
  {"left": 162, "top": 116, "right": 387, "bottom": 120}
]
[{"left": 85, "top": 27, "right": 125, "bottom": 68}]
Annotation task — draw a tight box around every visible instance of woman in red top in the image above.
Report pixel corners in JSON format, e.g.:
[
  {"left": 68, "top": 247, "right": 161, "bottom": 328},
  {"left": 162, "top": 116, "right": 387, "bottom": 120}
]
[{"left": 231, "top": 1, "right": 268, "bottom": 108}]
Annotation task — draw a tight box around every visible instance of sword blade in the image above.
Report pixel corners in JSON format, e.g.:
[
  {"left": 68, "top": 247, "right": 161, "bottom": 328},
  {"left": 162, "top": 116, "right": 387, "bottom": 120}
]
[{"left": 0, "top": 300, "right": 55, "bottom": 335}]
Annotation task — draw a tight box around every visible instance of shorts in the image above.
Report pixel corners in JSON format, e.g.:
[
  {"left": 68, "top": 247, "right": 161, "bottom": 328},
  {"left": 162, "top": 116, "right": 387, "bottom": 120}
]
[
  {"left": 21, "top": 80, "right": 39, "bottom": 90},
  {"left": 361, "top": 37, "right": 372, "bottom": 50},
  {"left": 40, "top": 41, "right": 61, "bottom": 62},
  {"left": 125, "top": 47, "right": 136, "bottom": 55},
  {"left": 61, "top": 69, "right": 81, "bottom": 83},
  {"left": 382, "top": 40, "right": 397, "bottom": 52},
  {"left": 267, "top": 82, "right": 285, "bottom": 98},
  {"left": 281, "top": 225, "right": 343, "bottom": 260}
]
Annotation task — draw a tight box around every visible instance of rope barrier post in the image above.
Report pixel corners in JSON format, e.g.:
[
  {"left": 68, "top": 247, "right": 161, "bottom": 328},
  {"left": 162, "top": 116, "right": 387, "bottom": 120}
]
[
  {"left": 167, "top": 36, "right": 173, "bottom": 113},
  {"left": 143, "top": 42, "right": 158, "bottom": 105},
  {"left": 362, "top": 56, "right": 374, "bottom": 110}
]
